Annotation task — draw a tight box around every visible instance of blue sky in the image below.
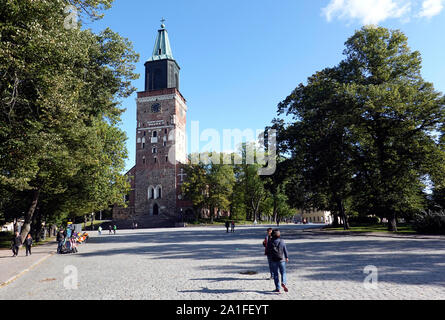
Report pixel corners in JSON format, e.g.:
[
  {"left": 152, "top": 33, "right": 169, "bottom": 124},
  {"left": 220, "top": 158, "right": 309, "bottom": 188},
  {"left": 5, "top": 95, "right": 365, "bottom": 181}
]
[{"left": 86, "top": 0, "right": 445, "bottom": 172}]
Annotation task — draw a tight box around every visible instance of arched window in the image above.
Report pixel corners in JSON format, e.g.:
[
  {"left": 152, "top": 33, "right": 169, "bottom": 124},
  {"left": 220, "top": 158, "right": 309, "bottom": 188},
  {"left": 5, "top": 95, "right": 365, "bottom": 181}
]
[
  {"left": 148, "top": 186, "right": 155, "bottom": 200},
  {"left": 152, "top": 131, "right": 158, "bottom": 138},
  {"left": 156, "top": 186, "right": 162, "bottom": 199}
]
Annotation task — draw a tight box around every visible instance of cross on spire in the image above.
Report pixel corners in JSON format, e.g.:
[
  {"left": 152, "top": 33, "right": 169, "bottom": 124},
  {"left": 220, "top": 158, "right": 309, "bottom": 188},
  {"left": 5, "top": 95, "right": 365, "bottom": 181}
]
[
  {"left": 178, "top": 168, "right": 186, "bottom": 183},
  {"left": 160, "top": 17, "right": 166, "bottom": 28}
]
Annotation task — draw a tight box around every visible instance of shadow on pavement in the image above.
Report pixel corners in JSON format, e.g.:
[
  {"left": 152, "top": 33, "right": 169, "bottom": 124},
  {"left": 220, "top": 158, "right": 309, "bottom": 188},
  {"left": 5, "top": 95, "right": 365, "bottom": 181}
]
[{"left": 77, "top": 226, "right": 445, "bottom": 288}]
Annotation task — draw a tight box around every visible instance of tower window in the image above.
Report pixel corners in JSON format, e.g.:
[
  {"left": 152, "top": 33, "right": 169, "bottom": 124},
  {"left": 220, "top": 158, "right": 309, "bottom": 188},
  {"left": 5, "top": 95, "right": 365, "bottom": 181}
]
[
  {"left": 165, "top": 156, "right": 168, "bottom": 163},
  {"left": 152, "top": 147, "right": 157, "bottom": 154},
  {"left": 158, "top": 49, "right": 162, "bottom": 55},
  {"left": 142, "top": 143, "right": 145, "bottom": 149},
  {"left": 154, "top": 157, "right": 157, "bottom": 164},
  {"left": 142, "top": 156, "right": 146, "bottom": 164},
  {"left": 152, "top": 131, "right": 158, "bottom": 138}
]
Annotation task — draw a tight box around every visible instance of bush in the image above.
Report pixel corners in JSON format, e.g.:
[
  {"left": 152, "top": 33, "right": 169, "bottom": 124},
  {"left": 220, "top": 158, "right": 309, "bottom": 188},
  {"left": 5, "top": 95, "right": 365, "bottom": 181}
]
[
  {"left": 413, "top": 211, "right": 445, "bottom": 235},
  {"left": 348, "top": 215, "right": 381, "bottom": 224}
]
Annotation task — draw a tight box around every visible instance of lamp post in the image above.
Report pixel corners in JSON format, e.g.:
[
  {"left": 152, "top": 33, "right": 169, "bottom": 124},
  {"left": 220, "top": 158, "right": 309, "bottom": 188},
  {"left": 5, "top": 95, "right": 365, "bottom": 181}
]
[{"left": 180, "top": 208, "right": 183, "bottom": 224}]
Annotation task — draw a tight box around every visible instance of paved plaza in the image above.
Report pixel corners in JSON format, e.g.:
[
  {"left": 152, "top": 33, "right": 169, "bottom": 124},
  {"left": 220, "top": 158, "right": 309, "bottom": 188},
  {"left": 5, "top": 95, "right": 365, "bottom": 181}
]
[{"left": 0, "top": 225, "right": 444, "bottom": 300}]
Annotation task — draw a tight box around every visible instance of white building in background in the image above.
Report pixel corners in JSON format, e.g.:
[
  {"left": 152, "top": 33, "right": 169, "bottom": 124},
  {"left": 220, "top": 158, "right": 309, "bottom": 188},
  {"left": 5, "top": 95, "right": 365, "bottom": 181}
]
[
  {"left": 294, "top": 209, "right": 332, "bottom": 224},
  {"left": 1, "top": 220, "right": 23, "bottom": 232}
]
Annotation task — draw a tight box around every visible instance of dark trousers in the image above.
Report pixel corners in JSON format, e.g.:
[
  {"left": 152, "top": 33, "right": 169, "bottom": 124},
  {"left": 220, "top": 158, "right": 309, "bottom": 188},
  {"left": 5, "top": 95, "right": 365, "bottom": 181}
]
[
  {"left": 25, "top": 245, "right": 32, "bottom": 256},
  {"left": 267, "top": 256, "right": 274, "bottom": 278},
  {"left": 12, "top": 246, "right": 19, "bottom": 256},
  {"left": 57, "top": 241, "right": 64, "bottom": 253}
]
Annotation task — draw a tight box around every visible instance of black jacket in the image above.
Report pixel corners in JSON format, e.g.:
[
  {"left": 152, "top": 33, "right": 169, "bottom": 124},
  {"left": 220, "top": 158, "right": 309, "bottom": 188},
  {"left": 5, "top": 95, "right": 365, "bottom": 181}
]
[
  {"left": 266, "top": 238, "right": 289, "bottom": 262},
  {"left": 56, "top": 232, "right": 64, "bottom": 242},
  {"left": 24, "top": 238, "right": 33, "bottom": 247},
  {"left": 11, "top": 236, "right": 22, "bottom": 247}
]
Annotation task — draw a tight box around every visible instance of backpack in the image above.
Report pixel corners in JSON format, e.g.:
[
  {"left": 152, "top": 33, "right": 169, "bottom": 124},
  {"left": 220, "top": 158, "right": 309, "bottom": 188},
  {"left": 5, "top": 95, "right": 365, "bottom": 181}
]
[{"left": 268, "top": 239, "right": 283, "bottom": 262}]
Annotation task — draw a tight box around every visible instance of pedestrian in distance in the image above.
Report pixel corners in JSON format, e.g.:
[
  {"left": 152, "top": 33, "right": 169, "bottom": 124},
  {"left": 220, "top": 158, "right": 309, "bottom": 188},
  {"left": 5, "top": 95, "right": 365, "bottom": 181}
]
[
  {"left": 113, "top": 225, "right": 117, "bottom": 235},
  {"left": 266, "top": 230, "right": 289, "bottom": 293},
  {"left": 109, "top": 225, "right": 112, "bottom": 234},
  {"left": 11, "top": 231, "right": 22, "bottom": 257},
  {"left": 225, "top": 220, "right": 230, "bottom": 233},
  {"left": 56, "top": 230, "right": 65, "bottom": 254},
  {"left": 24, "top": 234, "right": 33, "bottom": 256},
  {"left": 231, "top": 221, "right": 235, "bottom": 233},
  {"left": 262, "top": 228, "right": 274, "bottom": 280},
  {"left": 98, "top": 226, "right": 102, "bottom": 235}
]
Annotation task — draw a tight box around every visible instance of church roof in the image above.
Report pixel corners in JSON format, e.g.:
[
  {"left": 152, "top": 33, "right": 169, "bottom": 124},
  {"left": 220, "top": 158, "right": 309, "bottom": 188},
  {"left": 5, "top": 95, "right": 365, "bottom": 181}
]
[{"left": 146, "top": 21, "right": 175, "bottom": 63}]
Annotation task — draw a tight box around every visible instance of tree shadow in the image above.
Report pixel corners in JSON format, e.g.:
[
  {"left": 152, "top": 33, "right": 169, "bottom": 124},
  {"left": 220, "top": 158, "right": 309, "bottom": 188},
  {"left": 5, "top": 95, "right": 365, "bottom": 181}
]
[{"left": 77, "top": 226, "right": 445, "bottom": 287}]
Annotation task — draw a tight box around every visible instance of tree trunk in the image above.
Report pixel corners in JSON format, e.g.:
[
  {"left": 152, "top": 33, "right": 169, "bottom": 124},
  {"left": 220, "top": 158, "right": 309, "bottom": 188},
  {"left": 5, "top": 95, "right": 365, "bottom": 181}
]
[
  {"left": 272, "top": 195, "right": 278, "bottom": 223},
  {"left": 388, "top": 212, "right": 398, "bottom": 232},
  {"left": 20, "top": 189, "right": 40, "bottom": 243},
  {"left": 332, "top": 213, "right": 339, "bottom": 227}
]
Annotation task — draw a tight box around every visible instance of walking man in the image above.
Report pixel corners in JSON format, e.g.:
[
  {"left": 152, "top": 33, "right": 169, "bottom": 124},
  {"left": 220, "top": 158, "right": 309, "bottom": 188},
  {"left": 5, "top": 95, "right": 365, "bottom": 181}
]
[
  {"left": 263, "top": 228, "right": 274, "bottom": 280},
  {"left": 98, "top": 226, "right": 102, "bottom": 235},
  {"left": 266, "top": 230, "right": 289, "bottom": 293},
  {"left": 11, "top": 231, "right": 22, "bottom": 257},
  {"left": 113, "top": 225, "right": 117, "bottom": 235},
  {"left": 108, "top": 225, "right": 112, "bottom": 234},
  {"left": 24, "top": 234, "right": 33, "bottom": 256},
  {"left": 225, "top": 220, "right": 230, "bottom": 233},
  {"left": 231, "top": 221, "right": 235, "bottom": 233}
]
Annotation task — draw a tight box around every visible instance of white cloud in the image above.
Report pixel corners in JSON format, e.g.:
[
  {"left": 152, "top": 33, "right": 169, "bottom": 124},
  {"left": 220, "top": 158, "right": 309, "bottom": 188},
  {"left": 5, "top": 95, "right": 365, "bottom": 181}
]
[
  {"left": 419, "top": 0, "right": 444, "bottom": 18},
  {"left": 322, "top": 0, "right": 443, "bottom": 24}
]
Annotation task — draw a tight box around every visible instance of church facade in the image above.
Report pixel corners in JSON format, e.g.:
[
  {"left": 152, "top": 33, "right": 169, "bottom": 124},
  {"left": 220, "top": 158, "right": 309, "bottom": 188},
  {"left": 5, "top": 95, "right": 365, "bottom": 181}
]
[{"left": 113, "top": 22, "right": 193, "bottom": 228}]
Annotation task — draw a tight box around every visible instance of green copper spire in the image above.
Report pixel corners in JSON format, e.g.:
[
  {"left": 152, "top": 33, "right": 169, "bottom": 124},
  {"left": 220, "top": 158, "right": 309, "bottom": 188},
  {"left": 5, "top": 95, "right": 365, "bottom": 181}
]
[{"left": 147, "top": 19, "right": 174, "bottom": 62}]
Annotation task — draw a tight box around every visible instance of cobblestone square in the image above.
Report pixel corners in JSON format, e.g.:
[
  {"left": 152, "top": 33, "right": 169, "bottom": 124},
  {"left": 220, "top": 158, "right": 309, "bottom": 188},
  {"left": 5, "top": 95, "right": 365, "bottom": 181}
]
[{"left": 1, "top": 225, "right": 444, "bottom": 300}]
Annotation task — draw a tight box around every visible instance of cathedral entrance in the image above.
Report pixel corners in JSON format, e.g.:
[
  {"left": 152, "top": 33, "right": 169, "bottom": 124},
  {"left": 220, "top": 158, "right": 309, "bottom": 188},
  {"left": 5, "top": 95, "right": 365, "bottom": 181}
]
[{"left": 153, "top": 203, "right": 159, "bottom": 216}]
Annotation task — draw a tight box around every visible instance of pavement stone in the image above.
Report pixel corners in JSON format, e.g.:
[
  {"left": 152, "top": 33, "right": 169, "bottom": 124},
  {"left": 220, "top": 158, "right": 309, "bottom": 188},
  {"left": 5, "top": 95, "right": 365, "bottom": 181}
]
[{"left": 0, "top": 224, "right": 444, "bottom": 300}]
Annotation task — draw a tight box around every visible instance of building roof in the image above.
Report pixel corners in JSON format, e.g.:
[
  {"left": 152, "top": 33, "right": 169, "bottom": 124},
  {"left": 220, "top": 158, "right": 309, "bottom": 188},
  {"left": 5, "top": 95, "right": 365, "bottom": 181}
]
[{"left": 146, "top": 22, "right": 175, "bottom": 63}]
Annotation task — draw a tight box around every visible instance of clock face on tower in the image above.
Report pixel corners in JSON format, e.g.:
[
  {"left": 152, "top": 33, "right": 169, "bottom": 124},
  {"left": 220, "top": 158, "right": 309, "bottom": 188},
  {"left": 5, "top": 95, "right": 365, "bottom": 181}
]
[{"left": 151, "top": 103, "right": 161, "bottom": 113}]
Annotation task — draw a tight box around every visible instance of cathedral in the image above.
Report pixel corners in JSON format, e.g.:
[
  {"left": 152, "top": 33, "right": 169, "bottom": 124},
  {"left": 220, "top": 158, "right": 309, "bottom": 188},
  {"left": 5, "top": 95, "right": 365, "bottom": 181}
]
[{"left": 113, "top": 21, "right": 193, "bottom": 228}]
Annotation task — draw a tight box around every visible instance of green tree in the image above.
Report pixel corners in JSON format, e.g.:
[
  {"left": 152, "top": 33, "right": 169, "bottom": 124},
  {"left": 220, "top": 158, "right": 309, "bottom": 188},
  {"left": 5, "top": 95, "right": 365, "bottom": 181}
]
[
  {"left": 182, "top": 153, "right": 235, "bottom": 223},
  {"left": 0, "top": 0, "right": 138, "bottom": 240},
  {"left": 342, "top": 27, "right": 445, "bottom": 231},
  {"left": 275, "top": 26, "right": 445, "bottom": 232}
]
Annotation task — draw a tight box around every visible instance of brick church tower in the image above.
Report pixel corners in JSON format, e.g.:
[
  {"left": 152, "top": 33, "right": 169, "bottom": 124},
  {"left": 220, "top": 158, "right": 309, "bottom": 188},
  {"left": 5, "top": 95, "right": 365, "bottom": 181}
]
[{"left": 113, "top": 21, "right": 192, "bottom": 228}]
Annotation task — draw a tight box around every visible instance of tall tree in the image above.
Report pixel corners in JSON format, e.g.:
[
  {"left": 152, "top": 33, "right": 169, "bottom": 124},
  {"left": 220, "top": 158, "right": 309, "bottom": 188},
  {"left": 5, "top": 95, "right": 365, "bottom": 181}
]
[
  {"left": 0, "top": 0, "right": 138, "bottom": 240},
  {"left": 274, "top": 26, "right": 445, "bottom": 231},
  {"left": 342, "top": 27, "right": 445, "bottom": 231}
]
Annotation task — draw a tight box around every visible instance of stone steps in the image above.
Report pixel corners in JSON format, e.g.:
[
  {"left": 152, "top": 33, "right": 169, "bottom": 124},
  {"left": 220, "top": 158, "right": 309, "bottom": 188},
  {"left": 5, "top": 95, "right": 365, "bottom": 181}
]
[{"left": 113, "top": 214, "right": 178, "bottom": 229}]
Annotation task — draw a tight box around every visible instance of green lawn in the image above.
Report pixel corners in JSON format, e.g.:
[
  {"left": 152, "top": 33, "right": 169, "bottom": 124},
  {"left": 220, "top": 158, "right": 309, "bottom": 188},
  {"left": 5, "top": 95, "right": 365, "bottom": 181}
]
[
  {"left": 186, "top": 219, "right": 277, "bottom": 227},
  {"left": 323, "top": 223, "right": 416, "bottom": 234},
  {"left": 0, "top": 231, "right": 12, "bottom": 249},
  {"left": 80, "top": 220, "right": 112, "bottom": 230}
]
